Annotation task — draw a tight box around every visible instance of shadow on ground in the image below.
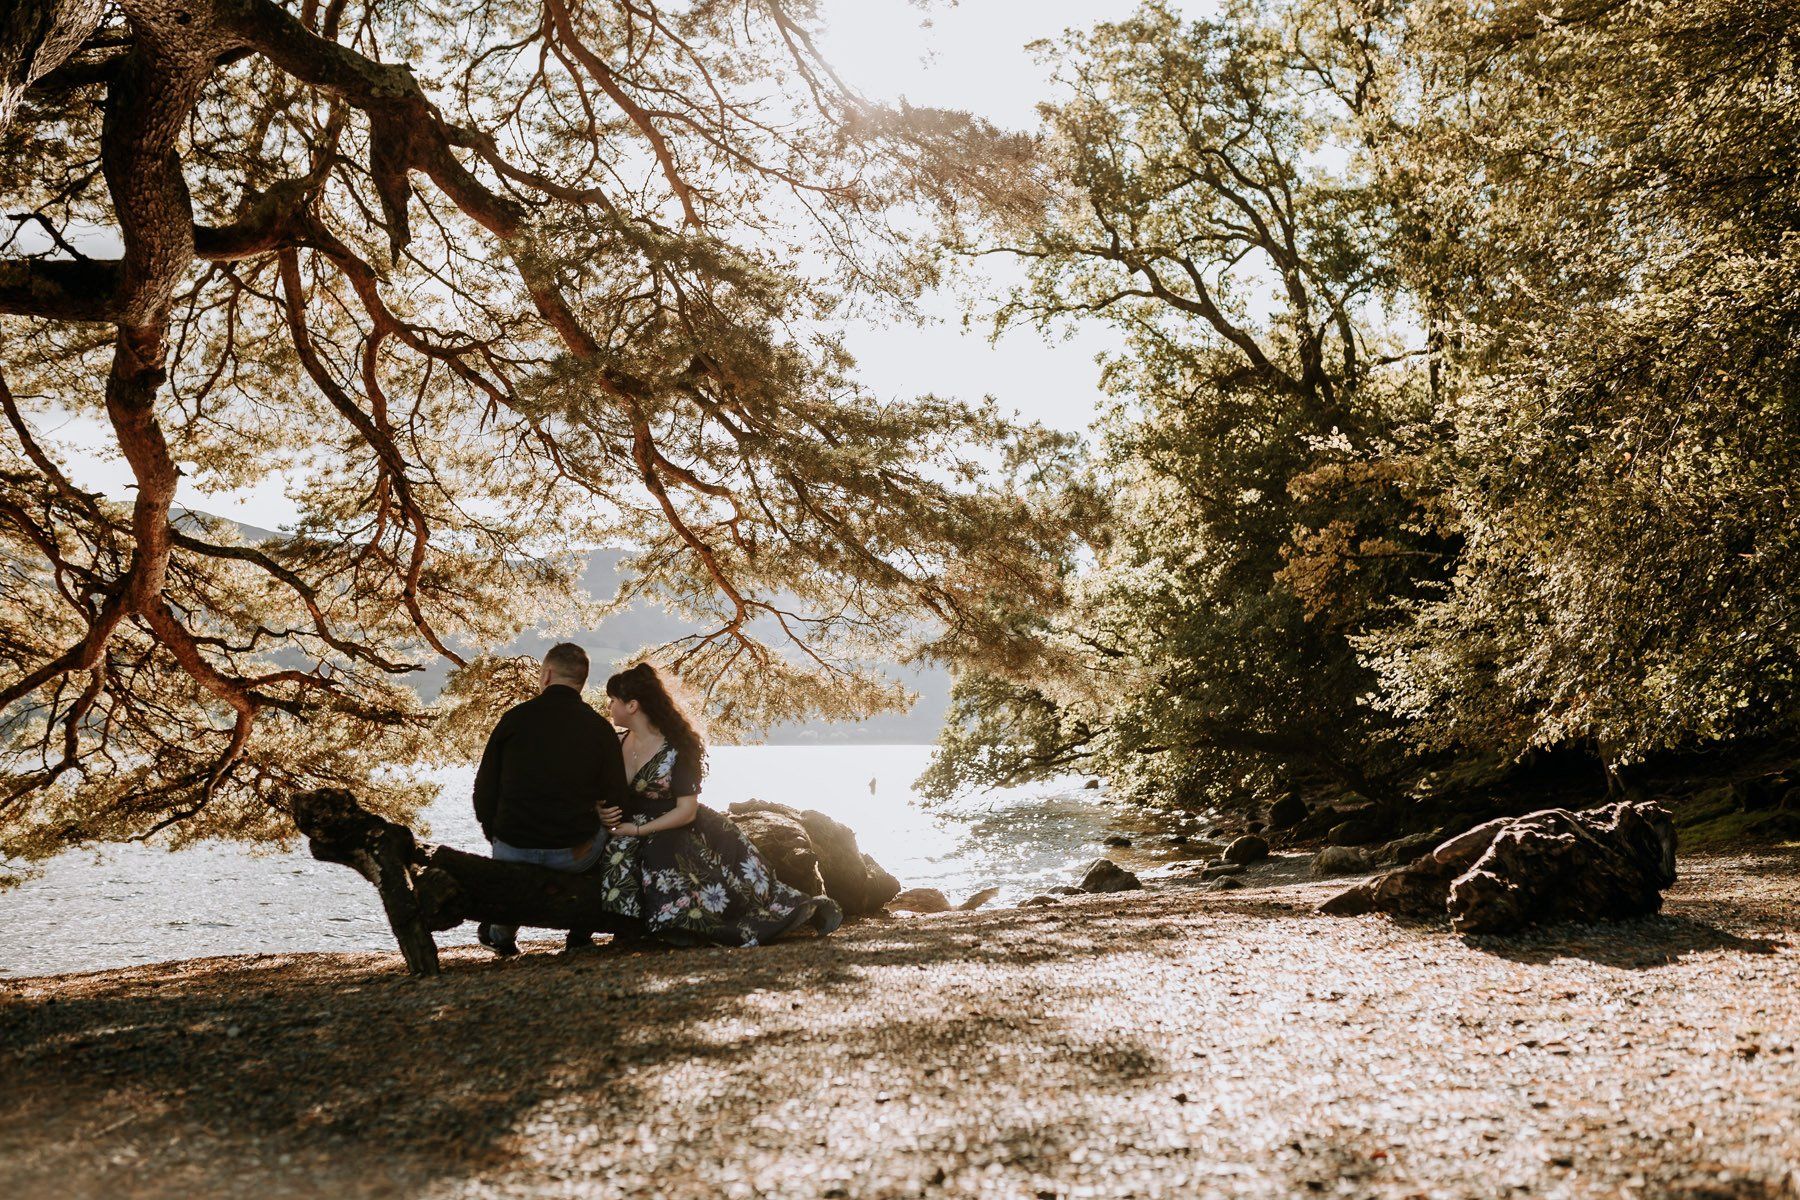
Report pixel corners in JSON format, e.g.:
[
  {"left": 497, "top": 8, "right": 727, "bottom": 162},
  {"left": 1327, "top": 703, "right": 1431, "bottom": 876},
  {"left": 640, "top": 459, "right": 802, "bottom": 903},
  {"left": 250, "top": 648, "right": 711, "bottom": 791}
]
[
  {"left": 4, "top": 858, "right": 1797, "bottom": 1200},
  {"left": 1469, "top": 912, "right": 1788, "bottom": 967},
  {"left": 0, "top": 901, "right": 1184, "bottom": 1196}
]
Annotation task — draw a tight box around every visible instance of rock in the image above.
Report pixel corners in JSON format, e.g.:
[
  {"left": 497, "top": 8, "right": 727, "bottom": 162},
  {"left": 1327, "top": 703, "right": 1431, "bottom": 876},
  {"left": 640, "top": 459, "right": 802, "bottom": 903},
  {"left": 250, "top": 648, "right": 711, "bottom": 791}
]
[
  {"left": 728, "top": 810, "right": 825, "bottom": 897},
  {"left": 1168, "top": 833, "right": 1190, "bottom": 846},
  {"left": 729, "top": 799, "right": 901, "bottom": 915},
  {"left": 1321, "top": 801, "right": 1678, "bottom": 934},
  {"left": 1246, "top": 820, "right": 1266, "bottom": 834},
  {"left": 1269, "top": 792, "right": 1308, "bottom": 831},
  {"left": 1103, "top": 834, "right": 1133, "bottom": 848},
  {"left": 1200, "top": 862, "right": 1245, "bottom": 879},
  {"left": 1431, "top": 818, "right": 1512, "bottom": 865},
  {"left": 1223, "top": 834, "right": 1270, "bottom": 866},
  {"left": 1738, "top": 772, "right": 1795, "bottom": 812},
  {"left": 958, "top": 886, "right": 1001, "bottom": 912},
  {"left": 1372, "top": 829, "right": 1444, "bottom": 867},
  {"left": 886, "top": 887, "right": 951, "bottom": 914},
  {"left": 1327, "top": 818, "right": 1384, "bottom": 846},
  {"left": 1448, "top": 802, "right": 1676, "bottom": 934},
  {"left": 1078, "top": 858, "right": 1143, "bottom": 894},
  {"left": 1083, "top": 778, "right": 1102, "bottom": 790},
  {"left": 1212, "top": 877, "right": 1246, "bottom": 891},
  {"left": 1047, "top": 885, "right": 1084, "bottom": 896},
  {"left": 1310, "top": 846, "right": 1372, "bottom": 878},
  {"left": 1317, "top": 854, "right": 1445, "bottom": 918},
  {"left": 1020, "top": 894, "right": 1062, "bottom": 907},
  {"left": 1293, "top": 801, "right": 1377, "bottom": 841}
]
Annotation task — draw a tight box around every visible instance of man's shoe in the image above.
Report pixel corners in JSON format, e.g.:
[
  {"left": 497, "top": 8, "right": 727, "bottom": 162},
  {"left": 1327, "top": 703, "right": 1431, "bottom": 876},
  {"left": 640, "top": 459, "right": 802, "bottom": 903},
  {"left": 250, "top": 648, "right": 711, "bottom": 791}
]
[
  {"left": 563, "top": 930, "right": 596, "bottom": 953},
  {"left": 476, "top": 923, "right": 520, "bottom": 957}
]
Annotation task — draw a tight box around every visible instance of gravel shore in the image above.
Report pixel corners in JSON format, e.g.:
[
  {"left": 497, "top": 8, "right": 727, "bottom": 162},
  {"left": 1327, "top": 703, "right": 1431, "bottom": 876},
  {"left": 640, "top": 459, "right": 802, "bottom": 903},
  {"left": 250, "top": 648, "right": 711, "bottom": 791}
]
[{"left": 3, "top": 849, "right": 1797, "bottom": 1200}]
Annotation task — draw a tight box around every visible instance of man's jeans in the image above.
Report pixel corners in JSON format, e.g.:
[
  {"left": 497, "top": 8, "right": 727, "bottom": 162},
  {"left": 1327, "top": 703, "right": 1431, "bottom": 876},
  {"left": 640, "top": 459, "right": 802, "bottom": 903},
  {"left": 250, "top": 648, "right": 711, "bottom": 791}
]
[{"left": 487, "top": 836, "right": 606, "bottom": 941}]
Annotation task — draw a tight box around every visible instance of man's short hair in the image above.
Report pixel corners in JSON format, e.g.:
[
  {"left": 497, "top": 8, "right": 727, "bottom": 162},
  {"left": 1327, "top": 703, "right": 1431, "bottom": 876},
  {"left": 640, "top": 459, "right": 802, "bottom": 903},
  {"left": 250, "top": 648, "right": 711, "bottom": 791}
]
[{"left": 543, "top": 642, "right": 590, "bottom": 687}]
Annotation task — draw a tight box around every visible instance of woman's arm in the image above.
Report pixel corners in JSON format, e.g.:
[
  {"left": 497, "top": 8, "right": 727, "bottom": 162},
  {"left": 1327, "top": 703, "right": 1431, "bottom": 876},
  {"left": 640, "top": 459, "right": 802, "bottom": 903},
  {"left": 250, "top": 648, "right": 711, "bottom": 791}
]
[{"left": 620, "top": 794, "right": 697, "bottom": 837}]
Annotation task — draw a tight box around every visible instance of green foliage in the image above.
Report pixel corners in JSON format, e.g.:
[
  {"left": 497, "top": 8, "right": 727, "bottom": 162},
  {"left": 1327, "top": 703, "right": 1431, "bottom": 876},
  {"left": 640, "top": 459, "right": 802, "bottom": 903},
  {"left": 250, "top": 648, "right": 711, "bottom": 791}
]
[
  {"left": 929, "top": 1, "right": 1444, "bottom": 808},
  {"left": 1365, "top": 0, "right": 1800, "bottom": 763},
  {"left": 930, "top": 0, "right": 1798, "bottom": 811}
]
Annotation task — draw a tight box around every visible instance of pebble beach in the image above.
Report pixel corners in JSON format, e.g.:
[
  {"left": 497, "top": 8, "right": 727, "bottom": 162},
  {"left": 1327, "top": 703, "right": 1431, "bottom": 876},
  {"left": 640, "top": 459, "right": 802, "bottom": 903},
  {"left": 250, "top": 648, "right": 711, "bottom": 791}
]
[{"left": 3, "top": 849, "right": 1797, "bottom": 1199}]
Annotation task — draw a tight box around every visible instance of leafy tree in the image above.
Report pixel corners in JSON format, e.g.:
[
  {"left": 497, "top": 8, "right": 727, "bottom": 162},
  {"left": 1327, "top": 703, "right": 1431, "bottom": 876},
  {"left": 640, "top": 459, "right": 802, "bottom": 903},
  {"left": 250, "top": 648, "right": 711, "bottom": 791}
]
[
  {"left": 930, "top": 0, "right": 1799, "bottom": 815},
  {"left": 925, "top": 1, "right": 1446, "bottom": 810},
  {"left": 1367, "top": 0, "right": 1800, "bottom": 767},
  {"left": 0, "top": 0, "right": 1070, "bottom": 870}
]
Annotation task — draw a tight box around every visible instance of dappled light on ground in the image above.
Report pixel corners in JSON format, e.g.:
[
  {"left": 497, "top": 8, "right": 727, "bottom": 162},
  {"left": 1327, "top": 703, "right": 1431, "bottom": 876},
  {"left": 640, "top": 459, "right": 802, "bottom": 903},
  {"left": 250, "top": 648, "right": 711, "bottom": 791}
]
[{"left": 3, "top": 853, "right": 1798, "bottom": 1198}]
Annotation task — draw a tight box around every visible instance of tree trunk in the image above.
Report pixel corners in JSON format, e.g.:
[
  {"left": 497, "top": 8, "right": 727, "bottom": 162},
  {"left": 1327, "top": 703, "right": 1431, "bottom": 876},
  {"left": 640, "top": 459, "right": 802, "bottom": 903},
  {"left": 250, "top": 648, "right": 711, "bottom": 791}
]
[{"left": 292, "top": 788, "right": 643, "bottom": 977}]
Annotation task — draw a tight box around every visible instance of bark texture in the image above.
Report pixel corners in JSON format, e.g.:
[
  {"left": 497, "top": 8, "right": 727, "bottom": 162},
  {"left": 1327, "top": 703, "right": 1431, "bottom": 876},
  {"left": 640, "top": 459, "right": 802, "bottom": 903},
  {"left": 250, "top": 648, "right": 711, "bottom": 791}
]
[
  {"left": 0, "top": 0, "right": 105, "bottom": 130},
  {"left": 1320, "top": 801, "right": 1678, "bottom": 934},
  {"left": 293, "top": 788, "right": 643, "bottom": 977}
]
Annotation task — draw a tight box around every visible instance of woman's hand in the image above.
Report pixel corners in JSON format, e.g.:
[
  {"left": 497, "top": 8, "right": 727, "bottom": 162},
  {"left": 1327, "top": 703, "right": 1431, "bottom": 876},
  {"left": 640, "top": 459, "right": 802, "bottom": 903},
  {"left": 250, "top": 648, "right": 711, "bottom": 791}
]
[{"left": 599, "top": 806, "right": 624, "bottom": 830}]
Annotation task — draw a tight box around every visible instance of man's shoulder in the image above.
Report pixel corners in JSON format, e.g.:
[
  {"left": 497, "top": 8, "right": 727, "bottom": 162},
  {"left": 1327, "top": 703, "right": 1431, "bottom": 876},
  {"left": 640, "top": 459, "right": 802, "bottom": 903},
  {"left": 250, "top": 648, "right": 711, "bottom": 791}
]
[{"left": 499, "top": 691, "right": 556, "bottom": 722}]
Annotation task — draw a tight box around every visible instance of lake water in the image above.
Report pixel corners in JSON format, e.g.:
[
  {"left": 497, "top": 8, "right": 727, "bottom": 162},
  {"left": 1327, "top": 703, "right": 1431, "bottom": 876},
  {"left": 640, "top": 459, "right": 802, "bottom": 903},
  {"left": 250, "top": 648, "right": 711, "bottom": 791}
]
[{"left": 0, "top": 746, "right": 1169, "bottom": 979}]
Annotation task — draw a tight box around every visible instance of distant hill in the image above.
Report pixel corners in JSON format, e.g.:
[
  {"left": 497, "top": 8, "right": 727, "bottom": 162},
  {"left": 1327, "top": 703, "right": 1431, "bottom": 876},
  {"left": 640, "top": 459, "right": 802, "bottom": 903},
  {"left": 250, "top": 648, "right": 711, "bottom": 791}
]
[{"left": 196, "top": 514, "right": 948, "bottom": 744}]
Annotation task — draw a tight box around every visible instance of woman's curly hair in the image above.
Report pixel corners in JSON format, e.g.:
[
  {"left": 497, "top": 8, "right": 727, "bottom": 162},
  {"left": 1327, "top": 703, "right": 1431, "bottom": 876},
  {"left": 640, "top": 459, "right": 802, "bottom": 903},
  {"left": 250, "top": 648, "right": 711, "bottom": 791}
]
[{"left": 605, "top": 661, "right": 707, "bottom": 785}]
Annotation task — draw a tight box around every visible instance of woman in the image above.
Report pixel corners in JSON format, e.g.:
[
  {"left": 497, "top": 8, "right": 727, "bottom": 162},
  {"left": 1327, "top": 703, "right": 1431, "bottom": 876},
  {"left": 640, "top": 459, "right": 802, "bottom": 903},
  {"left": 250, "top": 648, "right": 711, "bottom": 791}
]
[{"left": 596, "top": 662, "right": 841, "bottom": 945}]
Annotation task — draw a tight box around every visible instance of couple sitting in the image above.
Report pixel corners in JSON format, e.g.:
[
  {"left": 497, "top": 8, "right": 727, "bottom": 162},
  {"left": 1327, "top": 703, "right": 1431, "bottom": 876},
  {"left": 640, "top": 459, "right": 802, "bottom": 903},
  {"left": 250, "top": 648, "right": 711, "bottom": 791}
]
[{"left": 470, "top": 643, "right": 841, "bottom": 955}]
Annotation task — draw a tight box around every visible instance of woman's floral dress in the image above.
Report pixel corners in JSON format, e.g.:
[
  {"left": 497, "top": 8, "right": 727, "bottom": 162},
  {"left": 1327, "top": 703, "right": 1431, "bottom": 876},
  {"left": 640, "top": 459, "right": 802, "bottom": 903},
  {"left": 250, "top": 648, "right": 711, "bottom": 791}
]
[{"left": 597, "top": 742, "right": 827, "bottom": 946}]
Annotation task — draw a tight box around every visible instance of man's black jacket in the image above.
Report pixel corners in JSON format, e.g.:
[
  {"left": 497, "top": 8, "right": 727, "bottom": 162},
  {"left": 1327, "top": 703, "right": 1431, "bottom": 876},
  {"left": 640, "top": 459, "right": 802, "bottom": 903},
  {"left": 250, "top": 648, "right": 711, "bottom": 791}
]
[{"left": 472, "top": 685, "right": 627, "bottom": 849}]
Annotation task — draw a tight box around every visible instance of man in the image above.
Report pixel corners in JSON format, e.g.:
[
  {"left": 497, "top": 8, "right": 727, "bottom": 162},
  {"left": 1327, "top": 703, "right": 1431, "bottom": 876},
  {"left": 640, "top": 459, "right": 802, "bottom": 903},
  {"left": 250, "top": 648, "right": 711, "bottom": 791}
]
[{"left": 472, "top": 642, "right": 627, "bottom": 955}]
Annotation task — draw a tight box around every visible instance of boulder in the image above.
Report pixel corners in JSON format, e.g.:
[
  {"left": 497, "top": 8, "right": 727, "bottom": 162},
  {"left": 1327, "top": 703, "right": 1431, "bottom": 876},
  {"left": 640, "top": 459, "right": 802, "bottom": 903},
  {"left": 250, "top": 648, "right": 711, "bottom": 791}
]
[
  {"left": 1083, "top": 778, "right": 1102, "bottom": 790},
  {"left": 1321, "top": 801, "right": 1678, "bottom": 934},
  {"left": 1079, "top": 858, "right": 1143, "bottom": 894},
  {"left": 1103, "top": 834, "right": 1133, "bottom": 848},
  {"left": 1212, "top": 877, "right": 1246, "bottom": 891},
  {"left": 729, "top": 810, "right": 826, "bottom": 896},
  {"left": 1327, "top": 818, "right": 1384, "bottom": 846},
  {"left": 1020, "top": 894, "right": 1062, "bottom": 907},
  {"left": 886, "top": 887, "right": 952, "bottom": 914},
  {"left": 958, "top": 886, "right": 1001, "bottom": 912},
  {"left": 1310, "top": 846, "right": 1372, "bottom": 878},
  {"left": 1223, "top": 834, "right": 1270, "bottom": 866},
  {"left": 1200, "top": 862, "right": 1245, "bottom": 879},
  {"left": 729, "top": 799, "right": 902, "bottom": 916},
  {"left": 1292, "top": 801, "right": 1377, "bottom": 841},
  {"left": 1431, "top": 817, "right": 1511, "bottom": 864},
  {"left": 1372, "top": 829, "right": 1444, "bottom": 867},
  {"left": 1047, "top": 885, "right": 1085, "bottom": 896},
  {"left": 1738, "top": 772, "right": 1795, "bottom": 812},
  {"left": 1269, "top": 792, "right": 1308, "bottom": 831}
]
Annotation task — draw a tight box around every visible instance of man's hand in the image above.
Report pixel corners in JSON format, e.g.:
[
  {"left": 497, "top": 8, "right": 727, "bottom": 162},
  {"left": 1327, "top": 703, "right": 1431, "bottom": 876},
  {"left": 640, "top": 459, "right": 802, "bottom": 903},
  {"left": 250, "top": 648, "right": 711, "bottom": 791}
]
[{"left": 599, "top": 806, "right": 624, "bottom": 830}]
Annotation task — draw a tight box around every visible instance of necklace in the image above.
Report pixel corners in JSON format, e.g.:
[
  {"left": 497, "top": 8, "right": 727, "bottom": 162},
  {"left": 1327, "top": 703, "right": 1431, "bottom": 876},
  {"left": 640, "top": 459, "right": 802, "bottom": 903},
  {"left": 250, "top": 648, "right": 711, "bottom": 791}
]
[{"left": 624, "top": 730, "right": 667, "bottom": 780}]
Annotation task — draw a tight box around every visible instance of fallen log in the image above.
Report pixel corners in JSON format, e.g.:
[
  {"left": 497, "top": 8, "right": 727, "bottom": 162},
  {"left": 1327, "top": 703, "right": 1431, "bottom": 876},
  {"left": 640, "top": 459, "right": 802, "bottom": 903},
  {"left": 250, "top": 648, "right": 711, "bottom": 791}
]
[
  {"left": 1319, "top": 800, "right": 1677, "bottom": 934},
  {"left": 293, "top": 788, "right": 645, "bottom": 977}
]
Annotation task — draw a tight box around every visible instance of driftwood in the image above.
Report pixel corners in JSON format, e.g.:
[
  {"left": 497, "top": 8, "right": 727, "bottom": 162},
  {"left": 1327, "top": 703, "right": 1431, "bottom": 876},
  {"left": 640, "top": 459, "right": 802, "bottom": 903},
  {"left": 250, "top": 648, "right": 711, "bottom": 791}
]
[
  {"left": 1320, "top": 800, "right": 1677, "bottom": 934},
  {"left": 293, "top": 788, "right": 644, "bottom": 977}
]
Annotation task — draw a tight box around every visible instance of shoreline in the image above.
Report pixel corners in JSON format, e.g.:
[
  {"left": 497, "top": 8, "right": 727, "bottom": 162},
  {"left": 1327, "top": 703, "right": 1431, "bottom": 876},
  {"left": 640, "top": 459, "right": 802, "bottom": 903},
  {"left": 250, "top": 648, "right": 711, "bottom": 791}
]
[{"left": 5, "top": 849, "right": 1798, "bottom": 1199}]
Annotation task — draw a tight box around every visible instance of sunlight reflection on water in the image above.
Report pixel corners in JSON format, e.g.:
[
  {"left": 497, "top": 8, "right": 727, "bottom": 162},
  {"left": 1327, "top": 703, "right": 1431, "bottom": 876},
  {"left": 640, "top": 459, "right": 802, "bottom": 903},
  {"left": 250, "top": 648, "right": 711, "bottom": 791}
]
[{"left": 1, "top": 746, "right": 1143, "bottom": 978}]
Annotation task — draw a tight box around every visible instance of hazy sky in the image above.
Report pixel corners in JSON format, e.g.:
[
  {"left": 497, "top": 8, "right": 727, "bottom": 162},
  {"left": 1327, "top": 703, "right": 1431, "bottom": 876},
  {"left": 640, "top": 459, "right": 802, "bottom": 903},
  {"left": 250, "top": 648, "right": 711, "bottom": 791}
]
[
  {"left": 817, "top": 0, "right": 1157, "bottom": 436},
  {"left": 57, "top": 0, "right": 1186, "bottom": 529}
]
